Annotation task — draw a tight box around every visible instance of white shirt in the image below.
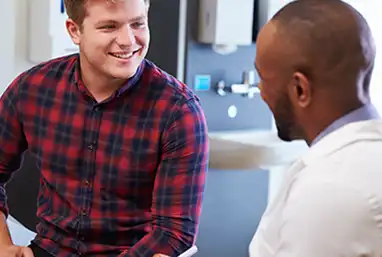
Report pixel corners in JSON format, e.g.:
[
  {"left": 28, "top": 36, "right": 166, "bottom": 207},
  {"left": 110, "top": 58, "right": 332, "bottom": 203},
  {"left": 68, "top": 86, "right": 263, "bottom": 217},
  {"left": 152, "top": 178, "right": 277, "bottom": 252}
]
[{"left": 249, "top": 120, "right": 382, "bottom": 257}]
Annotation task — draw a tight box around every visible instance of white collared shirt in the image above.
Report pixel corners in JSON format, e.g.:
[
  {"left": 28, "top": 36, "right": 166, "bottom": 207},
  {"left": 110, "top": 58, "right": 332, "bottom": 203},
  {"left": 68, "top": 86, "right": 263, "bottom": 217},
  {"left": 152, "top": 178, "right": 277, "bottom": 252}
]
[{"left": 249, "top": 120, "right": 382, "bottom": 257}]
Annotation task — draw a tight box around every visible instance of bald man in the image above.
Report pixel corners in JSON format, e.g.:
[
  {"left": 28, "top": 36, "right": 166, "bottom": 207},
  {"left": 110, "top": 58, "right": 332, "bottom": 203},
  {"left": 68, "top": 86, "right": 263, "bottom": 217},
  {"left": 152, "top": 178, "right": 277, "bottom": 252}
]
[{"left": 250, "top": 0, "right": 382, "bottom": 256}]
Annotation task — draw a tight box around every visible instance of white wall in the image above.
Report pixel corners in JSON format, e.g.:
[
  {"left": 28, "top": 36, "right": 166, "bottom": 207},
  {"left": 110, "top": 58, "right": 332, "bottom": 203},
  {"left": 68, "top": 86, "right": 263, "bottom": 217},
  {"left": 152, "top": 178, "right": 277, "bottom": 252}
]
[
  {"left": 14, "top": 0, "right": 36, "bottom": 75},
  {"left": 0, "top": 0, "right": 35, "bottom": 95},
  {"left": 0, "top": 1, "right": 16, "bottom": 93}
]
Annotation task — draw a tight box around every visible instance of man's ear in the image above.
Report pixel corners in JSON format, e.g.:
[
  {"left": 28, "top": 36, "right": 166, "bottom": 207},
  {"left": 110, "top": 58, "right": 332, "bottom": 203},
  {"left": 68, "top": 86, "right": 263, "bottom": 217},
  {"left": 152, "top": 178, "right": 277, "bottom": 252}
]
[
  {"left": 66, "top": 19, "right": 81, "bottom": 45},
  {"left": 289, "top": 71, "right": 312, "bottom": 108}
]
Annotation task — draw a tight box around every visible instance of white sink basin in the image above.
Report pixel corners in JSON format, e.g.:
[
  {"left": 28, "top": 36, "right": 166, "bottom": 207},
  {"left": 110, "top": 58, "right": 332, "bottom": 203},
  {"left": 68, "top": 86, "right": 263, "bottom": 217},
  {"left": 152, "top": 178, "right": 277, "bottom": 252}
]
[{"left": 208, "top": 130, "right": 308, "bottom": 170}]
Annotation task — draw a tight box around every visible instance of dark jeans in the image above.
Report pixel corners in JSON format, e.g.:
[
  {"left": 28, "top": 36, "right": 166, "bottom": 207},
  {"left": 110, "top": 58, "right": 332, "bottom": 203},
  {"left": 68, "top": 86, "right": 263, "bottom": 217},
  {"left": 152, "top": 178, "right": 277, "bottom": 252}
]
[{"left": 28, "top": 243, "right": 53, "bottom": 257}]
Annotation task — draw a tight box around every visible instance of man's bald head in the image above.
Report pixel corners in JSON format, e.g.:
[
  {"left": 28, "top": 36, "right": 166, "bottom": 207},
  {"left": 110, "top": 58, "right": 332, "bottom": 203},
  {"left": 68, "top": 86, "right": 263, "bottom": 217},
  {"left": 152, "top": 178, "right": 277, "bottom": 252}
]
[
  {"left": 255, "top": 0, "right": 377, "bottom": 144},
  {"left": 270, "top": 0, "right": 375, "bottom": 88}
]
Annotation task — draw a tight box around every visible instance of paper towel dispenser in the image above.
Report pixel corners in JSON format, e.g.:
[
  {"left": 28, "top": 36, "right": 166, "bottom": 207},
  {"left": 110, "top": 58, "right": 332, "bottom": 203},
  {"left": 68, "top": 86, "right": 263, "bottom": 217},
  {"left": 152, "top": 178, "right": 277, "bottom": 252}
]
[{"left": 197, "top": 0, "right": 255, "bottom": 47}]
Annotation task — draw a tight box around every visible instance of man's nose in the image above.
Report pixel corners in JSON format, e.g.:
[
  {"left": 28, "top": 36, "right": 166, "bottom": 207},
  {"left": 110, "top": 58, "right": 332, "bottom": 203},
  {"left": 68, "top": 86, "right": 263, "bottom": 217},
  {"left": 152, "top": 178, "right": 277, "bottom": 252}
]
[{"left": 116, "top": 25, "right": 136, "bottom": 47}]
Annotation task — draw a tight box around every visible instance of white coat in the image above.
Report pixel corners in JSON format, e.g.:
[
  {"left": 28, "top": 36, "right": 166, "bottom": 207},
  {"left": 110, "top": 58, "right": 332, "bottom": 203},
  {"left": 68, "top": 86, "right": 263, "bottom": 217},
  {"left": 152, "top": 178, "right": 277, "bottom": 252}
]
[{"left": 249, "top": 119, "right": 382, "bottom": 257}]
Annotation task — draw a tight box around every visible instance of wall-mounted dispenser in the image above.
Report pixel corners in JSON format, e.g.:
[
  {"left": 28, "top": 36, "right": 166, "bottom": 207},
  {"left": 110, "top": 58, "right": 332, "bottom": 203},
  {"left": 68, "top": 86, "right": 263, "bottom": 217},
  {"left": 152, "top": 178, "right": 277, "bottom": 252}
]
[
  {"left": 28, "top": 0, "right": 79, "bottom": 64},
  {"left": 198, "top": 0, "right": 255, "bottom": 55}
]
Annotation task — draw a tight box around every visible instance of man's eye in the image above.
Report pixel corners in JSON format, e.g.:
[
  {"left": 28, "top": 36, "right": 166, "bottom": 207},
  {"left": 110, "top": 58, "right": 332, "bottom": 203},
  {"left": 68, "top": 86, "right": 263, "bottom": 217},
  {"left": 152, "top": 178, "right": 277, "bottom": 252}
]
[
  {"left": 100, "top": 25, "right": 116, "bottom": 29},
  {"left": 132, "top": 22, "right": 146, "bottom": 29}
]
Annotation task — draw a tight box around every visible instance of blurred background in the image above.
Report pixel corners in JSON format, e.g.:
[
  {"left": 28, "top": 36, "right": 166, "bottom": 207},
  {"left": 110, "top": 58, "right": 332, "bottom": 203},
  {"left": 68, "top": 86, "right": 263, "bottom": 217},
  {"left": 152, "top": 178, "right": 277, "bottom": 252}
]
[{"left": 1, "top": 0, "right": 381, "bottom": 256}]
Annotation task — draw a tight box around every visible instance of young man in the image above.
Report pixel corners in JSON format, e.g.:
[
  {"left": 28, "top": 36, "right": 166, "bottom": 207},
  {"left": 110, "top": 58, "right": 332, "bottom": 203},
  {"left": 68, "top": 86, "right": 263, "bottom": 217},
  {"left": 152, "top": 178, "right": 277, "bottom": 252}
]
[
  {"left": 0, "top": 0, "right": 209, "bottom": 256},
  {"left": 250, "top": 0, "right": 382, "bottom": 256}
]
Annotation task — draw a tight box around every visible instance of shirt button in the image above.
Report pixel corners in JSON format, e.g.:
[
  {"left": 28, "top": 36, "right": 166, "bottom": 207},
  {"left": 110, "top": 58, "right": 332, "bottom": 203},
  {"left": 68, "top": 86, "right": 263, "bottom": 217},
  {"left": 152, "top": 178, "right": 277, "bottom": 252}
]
[
  {"left": 87, "top": 144, "right": 94, "bottom": 151},
  {"left": 94, "top": 106, "right": 100, "bottom": 112},
  {"left": 81, "top": 210, "right": 87, "bottom": 216},
  {"left": 84, "top": 180, "right": 90, "bottom": 187}
]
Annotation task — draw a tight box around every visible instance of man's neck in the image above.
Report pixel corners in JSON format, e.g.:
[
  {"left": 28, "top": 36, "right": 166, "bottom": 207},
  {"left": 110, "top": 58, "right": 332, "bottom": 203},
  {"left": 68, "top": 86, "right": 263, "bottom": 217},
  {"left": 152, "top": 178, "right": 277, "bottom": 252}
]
[
  {"left": 307, "top": 101, "right": 376, "bottom": 146},
  {"left": 79, "top": 58, "right": 127, "bottom": 103}
]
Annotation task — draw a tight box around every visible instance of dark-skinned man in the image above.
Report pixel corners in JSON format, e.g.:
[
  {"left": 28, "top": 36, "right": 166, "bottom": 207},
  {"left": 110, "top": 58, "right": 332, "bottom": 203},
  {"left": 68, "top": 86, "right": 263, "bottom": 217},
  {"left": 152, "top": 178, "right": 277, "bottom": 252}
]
[{"left": 250, "top": 0, "right": 382, "bottom": 256}]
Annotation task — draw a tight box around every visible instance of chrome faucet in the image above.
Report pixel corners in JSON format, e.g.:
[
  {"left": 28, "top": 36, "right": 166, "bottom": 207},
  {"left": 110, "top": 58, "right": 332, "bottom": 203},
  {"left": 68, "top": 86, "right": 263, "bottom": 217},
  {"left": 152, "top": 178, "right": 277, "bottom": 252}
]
[{"left": 215, "top": 70, "right": 260, "bottom": 98}]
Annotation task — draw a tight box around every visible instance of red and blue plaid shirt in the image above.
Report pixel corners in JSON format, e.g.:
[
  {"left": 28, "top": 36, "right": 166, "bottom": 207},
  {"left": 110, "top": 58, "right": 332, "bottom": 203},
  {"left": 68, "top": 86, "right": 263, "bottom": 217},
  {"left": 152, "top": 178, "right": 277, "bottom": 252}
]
[{"left": 0, "top": 54, "right": 209, "bottom": 256}]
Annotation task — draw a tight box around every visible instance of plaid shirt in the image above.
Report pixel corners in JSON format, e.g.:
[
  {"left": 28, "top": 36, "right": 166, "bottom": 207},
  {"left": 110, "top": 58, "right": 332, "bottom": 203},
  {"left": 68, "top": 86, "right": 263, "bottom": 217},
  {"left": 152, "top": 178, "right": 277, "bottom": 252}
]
[{"left": 0, "top": 54, "right": 209, "bottom": 256}]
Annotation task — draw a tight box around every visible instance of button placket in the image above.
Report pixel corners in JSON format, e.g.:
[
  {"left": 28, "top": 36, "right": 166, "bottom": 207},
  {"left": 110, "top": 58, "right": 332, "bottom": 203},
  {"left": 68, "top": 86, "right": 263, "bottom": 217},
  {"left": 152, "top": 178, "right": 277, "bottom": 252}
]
[
  {"left": 81, "top": 209, "right": 87, "bottom": 216},
  {"left": 78, "top": 103, "right": 101, "bottom": 247}
]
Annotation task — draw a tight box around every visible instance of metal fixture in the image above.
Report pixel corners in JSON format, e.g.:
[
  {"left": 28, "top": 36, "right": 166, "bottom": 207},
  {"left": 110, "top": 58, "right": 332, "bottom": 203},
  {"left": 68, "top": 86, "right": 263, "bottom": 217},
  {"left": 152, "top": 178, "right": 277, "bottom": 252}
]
[{"left": 215, "top": 70, "right": 260, "bottom": 98}]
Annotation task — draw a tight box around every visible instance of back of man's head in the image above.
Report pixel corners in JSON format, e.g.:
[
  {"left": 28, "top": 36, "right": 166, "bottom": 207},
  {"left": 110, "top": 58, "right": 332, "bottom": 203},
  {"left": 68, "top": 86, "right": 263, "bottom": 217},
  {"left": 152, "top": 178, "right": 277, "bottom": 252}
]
[{"left": 271, "top": 0, "right": 375, "bottom": 93}]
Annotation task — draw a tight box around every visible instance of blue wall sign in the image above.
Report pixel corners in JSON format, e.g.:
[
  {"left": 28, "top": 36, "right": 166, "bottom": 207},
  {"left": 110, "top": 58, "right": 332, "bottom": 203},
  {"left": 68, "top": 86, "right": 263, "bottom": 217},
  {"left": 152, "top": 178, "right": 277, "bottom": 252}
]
[{"left": 194, "top": 75, "right": 211, "bottom": 91}]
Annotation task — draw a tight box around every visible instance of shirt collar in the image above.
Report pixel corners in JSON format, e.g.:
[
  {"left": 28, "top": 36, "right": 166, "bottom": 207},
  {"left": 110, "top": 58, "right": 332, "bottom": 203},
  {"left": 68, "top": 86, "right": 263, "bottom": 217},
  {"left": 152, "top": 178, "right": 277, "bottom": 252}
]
[
  {"left": 311, "top": 103, "right": 380, "bottom": 145},
  {"left": 73, "top": 54, "right": 145, "bottom": 98},
  {"left": 116, "top": 59, "right": 145, "bottom": 97}
]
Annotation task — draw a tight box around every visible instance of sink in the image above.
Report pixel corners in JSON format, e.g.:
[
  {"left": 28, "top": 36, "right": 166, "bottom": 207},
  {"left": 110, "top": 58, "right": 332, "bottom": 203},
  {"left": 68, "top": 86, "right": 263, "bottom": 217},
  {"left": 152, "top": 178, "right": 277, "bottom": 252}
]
[{"left": 208, "top": 130, "right": 308, "bottom": 170}]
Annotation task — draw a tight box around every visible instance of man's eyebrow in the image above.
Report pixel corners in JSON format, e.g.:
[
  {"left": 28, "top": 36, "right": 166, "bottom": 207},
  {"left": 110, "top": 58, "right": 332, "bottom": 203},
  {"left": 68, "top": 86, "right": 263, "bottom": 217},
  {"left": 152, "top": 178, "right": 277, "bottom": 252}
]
[
  {"left": 129, "top": 15, "right": 147, "bottom": 23},
  {"left": 95, "top": 15, "right": 147, "bottom": 26},
  {"left": 95, "top": 19, "right": 118, "bottom": 26}
]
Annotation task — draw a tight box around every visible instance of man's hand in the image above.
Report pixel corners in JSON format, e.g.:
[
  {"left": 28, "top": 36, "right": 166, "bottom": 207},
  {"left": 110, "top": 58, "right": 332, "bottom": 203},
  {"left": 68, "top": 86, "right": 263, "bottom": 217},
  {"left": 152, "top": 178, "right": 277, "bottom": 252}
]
[
  {"left": 0, "top": 245, "right": 34, "bottom": 257},
  {"left": 153, "top": 254, "right": 169, "bottom": 257}
]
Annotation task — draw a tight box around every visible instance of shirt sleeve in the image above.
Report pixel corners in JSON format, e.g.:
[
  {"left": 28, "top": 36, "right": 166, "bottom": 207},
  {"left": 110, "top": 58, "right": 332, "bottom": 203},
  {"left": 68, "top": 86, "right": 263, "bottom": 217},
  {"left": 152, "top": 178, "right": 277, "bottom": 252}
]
[
  {"left": 277, "top": 180, "right": 382, "bottom": 257},
  {"left": 0, "top": 75, "right": 29, "bottom": 218},
  {"left": 120, "top": 98, "right": 209, "bottom": 257}
]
